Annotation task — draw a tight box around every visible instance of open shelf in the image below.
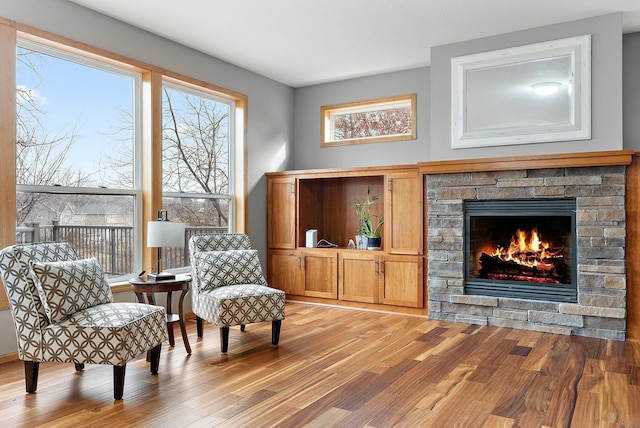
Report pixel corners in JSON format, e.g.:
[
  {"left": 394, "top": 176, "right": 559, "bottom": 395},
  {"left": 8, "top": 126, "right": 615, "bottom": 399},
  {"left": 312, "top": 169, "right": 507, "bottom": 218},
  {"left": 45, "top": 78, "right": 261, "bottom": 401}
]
[{"left": 298, "top": 176, "right": 384, "bottom": 248}]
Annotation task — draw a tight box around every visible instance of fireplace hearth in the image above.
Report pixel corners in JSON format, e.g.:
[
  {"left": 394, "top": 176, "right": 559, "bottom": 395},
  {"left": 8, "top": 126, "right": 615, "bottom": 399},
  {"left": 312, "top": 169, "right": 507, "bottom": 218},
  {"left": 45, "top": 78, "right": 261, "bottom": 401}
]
[{"left": 464, "top": 199, "right": 577, "bottom": 302}]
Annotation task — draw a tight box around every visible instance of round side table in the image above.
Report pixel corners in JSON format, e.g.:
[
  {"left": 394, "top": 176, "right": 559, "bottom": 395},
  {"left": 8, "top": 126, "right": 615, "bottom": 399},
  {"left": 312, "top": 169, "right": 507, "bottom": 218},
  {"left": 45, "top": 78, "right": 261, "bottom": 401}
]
[{"left": 129, "top": 274, "right": 192, "bottom": 354}]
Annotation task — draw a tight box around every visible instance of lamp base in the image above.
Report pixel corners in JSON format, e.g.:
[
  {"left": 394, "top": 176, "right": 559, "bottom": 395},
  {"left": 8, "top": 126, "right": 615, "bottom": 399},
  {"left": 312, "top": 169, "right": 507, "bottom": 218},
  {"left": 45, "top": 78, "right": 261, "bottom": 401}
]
[{"left": 147, "top": 272, "right": 176, "bottom": 281}]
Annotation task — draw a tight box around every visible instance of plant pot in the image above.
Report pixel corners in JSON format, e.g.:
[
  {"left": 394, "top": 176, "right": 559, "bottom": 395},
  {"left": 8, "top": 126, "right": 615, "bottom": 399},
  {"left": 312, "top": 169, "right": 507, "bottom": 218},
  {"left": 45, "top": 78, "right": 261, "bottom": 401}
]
[{"left": 367, "top": 237, "right": 381, "bottom": 250}]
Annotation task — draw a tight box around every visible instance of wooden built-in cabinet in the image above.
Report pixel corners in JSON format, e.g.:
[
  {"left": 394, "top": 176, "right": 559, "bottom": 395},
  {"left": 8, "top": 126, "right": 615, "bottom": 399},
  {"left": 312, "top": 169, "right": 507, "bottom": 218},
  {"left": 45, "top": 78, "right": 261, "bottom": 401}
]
[
  {"left": 268, "top": 248, "right": 338, "bottom": 299},
  {"left": 266, "top": 165, "right": 426, "bottom": 314},
  {"left": 338, "top": 253, "right": 423, "bottom": 308},
  {"left": 267, "top": 177, "right": 296, "bottom": 249},
  {"left": 379, "top": 254, "right": 424, "bottom": 307}
]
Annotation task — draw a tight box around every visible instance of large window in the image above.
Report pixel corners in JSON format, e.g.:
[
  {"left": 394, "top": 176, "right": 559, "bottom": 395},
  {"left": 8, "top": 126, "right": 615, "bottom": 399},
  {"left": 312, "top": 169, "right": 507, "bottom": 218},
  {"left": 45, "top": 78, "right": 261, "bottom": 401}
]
[
  {"left": 16, "top": 38, "right": 140, "bottom": 280},
  {"left": 10, "top": 31, "right": 245, "bottom": 282},
  {"left": 160, "top": 80, "right": 235, "bottom": 269}
]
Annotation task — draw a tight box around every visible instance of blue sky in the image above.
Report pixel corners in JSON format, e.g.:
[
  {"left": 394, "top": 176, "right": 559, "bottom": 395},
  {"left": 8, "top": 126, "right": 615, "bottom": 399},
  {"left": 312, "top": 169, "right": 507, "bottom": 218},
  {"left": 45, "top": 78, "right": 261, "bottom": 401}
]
[{"left": 17, "top": 45, "right": 134, "bottom": 187}]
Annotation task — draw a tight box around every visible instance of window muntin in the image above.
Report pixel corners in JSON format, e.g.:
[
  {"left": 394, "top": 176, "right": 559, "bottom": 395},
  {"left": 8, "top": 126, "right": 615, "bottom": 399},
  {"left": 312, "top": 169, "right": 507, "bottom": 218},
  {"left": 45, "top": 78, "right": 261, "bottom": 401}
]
[
  {"left": 321, "top": 94, "right": 417, "bottom": 147},
  {"left": 161, "top": 81, "right": 235, "bottom": 269},
  {"left": 16, "top": 38, "right": 142, "bottom": 278}
]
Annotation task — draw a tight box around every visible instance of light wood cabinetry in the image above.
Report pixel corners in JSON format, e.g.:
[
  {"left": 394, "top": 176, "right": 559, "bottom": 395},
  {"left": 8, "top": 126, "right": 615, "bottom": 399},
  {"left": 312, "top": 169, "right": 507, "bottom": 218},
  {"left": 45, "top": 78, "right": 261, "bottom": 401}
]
[
  {"left": 267, "top": 177, "right": 296, "bottom": 249},
  {"left": 302, "top": 249, "right": 338, "bottom": 299},
  {"left": 386, "top": 171, "right": 422, "bottom": 255},
  {"left": 268, "top": 249, "right": 304, "bottom": 295},
  {"left": 379, "top": 254, "right": 423, "bottom": 307},
  {"left": 338, "top": 252, "right": 423, "bottom": 307},
  {"left": 266, "top": 165, "right": 425, "bottom": 313},
  {"left": 268, "top": 249, "right": 338, "bottom": 299},
  {"left": 339, "top": 252, "right": 379, "bottom": 303}
]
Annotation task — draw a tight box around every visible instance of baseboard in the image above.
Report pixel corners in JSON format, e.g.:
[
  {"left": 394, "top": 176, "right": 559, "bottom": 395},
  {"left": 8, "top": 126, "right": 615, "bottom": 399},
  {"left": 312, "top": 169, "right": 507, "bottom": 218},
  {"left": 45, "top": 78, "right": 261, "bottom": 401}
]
[{"left": 0, "top": 352, "right": 18, "bottom": 365}]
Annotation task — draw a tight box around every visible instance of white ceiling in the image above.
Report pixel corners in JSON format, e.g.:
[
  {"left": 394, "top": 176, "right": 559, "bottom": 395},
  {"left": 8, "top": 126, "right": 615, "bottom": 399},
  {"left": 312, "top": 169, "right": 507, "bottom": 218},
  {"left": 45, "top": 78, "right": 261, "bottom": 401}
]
[{"left": 69, "top": 0, "right": 640, "bottom": 88}]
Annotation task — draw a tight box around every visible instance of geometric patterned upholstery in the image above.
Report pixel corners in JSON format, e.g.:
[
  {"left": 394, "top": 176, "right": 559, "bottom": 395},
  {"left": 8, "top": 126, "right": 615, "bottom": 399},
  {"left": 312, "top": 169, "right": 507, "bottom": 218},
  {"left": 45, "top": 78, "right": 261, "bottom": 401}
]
[
  {"left": 189, "top": 234, "right": 285, "bottom": 352},
  {"left": 31, "top": 257, "right": 113, "bottom": 323},
  {"left": 189, "top": 233, "right": 252, "bottom": 294},
  {"left": 192, "top": 283, "right": 285, "bottom": 327},
  {"left": 0, "top": 241, "right": 168, "bottom": 399},
  {"left": 193, "top": 250, "right": 268, "bottom": 290},
  {"left": 39, "top": 302, "right": 167, "bottom": 365}
]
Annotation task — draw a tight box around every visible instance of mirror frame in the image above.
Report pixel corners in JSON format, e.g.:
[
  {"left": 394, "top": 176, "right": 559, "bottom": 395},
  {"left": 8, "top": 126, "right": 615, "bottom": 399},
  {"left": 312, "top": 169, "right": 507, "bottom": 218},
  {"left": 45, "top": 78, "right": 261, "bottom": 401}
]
[{"left": 451, "top": 35, "right": 591, "bottom": 149}]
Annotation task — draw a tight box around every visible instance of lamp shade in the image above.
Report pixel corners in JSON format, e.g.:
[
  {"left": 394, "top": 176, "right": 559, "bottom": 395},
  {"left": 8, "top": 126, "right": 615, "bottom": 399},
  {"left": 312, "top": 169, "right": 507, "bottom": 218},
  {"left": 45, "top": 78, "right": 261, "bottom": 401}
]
[{"left": 147, "top": 220, "right": 185, "bottom": 248}]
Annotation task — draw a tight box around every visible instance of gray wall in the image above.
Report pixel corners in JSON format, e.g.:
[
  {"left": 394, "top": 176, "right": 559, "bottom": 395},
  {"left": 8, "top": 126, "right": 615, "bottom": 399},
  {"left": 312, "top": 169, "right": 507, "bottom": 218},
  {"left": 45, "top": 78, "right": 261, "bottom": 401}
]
[
  {"left": 430, "top": 13, "right": 623, "bottom": 161},
  {"left": 293, "top": 67, "right": 430, "bottom": 169},
  {"left": 624, "top": 32, "right": 640, "bottom": 150},
  {"left": 0, "top": 0, "right": 294, "bottom": 355},
  {"left": 292, "top": 14, "right": 625, "bottom": 169}
]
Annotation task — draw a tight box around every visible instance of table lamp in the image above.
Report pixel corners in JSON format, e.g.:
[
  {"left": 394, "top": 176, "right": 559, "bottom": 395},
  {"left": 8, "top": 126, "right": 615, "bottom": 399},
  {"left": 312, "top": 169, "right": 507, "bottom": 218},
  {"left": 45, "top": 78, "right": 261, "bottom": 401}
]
[{"left": 146, "top": 210, "right": 185, "bottom": 281}]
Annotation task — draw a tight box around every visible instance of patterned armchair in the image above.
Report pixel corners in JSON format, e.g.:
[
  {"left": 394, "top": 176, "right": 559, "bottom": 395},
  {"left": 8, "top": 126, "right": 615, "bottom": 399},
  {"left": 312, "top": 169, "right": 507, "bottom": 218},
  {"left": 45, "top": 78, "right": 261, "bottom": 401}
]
[
  {"left": 0, "top": 242, "right": 168, "bottom": 400},
  {"left": 189, "top": 234, "right": 285, "bottom": 353}
]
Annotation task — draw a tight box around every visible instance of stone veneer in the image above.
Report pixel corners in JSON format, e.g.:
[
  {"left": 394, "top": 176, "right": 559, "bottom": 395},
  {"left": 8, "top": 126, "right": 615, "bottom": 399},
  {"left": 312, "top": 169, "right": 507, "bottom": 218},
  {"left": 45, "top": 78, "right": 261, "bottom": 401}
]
[{"left": 426, "top": 165, "right": 627, "bottom": 340}]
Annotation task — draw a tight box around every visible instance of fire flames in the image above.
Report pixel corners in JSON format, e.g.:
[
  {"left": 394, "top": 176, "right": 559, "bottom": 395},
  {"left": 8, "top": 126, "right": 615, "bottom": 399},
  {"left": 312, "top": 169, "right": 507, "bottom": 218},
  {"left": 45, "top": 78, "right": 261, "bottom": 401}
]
[
  {"left": 477, "top": 227, "right": 569, "bottom": 284},
  {"left": 492, "top": 228, "right": 552, "bottom": 268}
]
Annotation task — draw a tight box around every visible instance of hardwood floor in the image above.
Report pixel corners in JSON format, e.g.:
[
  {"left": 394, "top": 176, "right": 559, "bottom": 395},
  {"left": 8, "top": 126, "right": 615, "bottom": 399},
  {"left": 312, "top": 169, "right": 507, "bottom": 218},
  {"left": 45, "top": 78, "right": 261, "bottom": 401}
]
[{"left": 0, "top": 301, "right": 639, "bottom": 427}]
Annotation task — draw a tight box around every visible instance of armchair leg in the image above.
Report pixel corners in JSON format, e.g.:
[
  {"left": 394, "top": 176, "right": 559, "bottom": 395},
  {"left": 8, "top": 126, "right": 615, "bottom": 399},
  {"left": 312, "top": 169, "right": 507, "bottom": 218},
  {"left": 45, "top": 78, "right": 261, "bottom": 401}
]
[
  {"left": 24, "top": 361, "right": 39, "bottom": 393},
  {"left": 149, "top": 344, "right": 161, "bottom": 374},
  {"left": 197, "top": 316, "right": 204, "bottom": 338},
  {"left": 113, "top": 364, "right": 126, "bottom": 400},
  {"left": 272, "top": 320, "right": 282, "bottom": 346},
  {"left": 220, "top": 326, "right": 230, "bottom": 353},
  {"left": 74, "top": 363, "right": 85, "bottom": 371}
]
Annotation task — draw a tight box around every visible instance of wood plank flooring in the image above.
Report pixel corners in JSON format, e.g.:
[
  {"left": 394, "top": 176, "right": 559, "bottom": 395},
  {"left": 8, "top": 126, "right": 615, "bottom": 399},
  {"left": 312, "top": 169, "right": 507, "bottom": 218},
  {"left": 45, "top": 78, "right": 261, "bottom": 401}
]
[{"left": 0, "top": 301, "right": 639, "bottom": 427}]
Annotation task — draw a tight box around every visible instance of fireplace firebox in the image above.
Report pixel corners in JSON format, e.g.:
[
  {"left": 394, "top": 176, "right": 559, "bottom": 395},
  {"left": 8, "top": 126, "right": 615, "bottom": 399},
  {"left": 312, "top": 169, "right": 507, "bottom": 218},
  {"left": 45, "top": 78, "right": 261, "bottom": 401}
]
[{"left": 464, "top": 198, "right": 577, "bottom": 302}]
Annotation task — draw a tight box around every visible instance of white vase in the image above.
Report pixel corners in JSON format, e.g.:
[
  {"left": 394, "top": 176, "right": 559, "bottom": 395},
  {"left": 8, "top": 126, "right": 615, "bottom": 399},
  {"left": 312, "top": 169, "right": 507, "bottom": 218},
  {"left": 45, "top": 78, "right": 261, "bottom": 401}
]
[{"left": 355, "top": 235, "right": 368, "bottom": 250}]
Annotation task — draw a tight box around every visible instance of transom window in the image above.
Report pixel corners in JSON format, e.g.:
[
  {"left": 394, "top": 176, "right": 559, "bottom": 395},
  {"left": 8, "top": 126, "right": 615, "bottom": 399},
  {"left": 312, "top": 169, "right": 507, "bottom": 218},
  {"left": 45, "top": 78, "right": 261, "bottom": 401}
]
[{"left": 321, "top": 94, "right": 417, "bottom": 147}]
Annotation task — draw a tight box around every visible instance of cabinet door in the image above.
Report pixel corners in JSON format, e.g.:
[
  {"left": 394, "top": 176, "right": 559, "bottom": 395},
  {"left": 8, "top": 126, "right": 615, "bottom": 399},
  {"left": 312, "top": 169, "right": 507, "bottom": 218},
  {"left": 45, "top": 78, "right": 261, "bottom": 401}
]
[
  {"left": 379, "top": 255, "right": 423, "bottom": 308},
  {"left": 267, "top": 177, "right": 296, "bottom": 249},
  {"left": 339, "top": 252, "right": 379, "bottom": 303},
  {"left": 386, "top": 172, "right": 422, "bottom": 255},
  {"left": 268, "top": 250, "right": 304, "bottom": 296},
  {"left": 302, "top": 250, "right": 338, "bottom": 299}
]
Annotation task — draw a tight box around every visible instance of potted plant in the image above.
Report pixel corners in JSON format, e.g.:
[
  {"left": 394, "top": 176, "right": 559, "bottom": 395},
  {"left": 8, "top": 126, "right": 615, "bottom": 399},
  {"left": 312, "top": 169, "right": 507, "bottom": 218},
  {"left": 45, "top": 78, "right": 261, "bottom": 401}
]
[{"left": 352, "top": 187, "right": 383, "bottom": 250}]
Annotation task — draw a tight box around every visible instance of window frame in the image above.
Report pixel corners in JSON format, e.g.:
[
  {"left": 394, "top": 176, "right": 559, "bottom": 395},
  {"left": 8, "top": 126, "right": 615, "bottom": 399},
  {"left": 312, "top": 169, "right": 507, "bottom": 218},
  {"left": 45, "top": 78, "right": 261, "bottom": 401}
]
[
  {"left": 161, "top": 79, "right": 236, "bottom": 234},
  {"left": 16, "top": 36, "right": 145, "bottom": 278},
  {"left": 320, "top": 94, "right": 417, "bottom": 147}
]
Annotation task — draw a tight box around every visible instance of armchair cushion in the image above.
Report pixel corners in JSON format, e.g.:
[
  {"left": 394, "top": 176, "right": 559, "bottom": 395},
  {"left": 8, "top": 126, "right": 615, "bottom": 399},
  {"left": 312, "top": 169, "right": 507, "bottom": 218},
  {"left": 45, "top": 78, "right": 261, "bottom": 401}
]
[
  {"left": 196, "top": 284, "right": 285, "bottom": 327},
  {"left": 31, "top": 257, "right": 112, "bottom": 323},
  {"left": 41, "top": 302, "right": 167, "bottom": 365},
  {"left": 193, "top": 249, "right": 267, "bottom": 291}
]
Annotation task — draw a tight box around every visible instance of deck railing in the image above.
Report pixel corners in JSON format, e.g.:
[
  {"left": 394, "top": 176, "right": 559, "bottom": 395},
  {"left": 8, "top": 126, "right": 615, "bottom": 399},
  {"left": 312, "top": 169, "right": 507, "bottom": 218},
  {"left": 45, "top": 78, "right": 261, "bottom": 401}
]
[{"left": 16, "top": 222, "right": 227, "bottom": 275}]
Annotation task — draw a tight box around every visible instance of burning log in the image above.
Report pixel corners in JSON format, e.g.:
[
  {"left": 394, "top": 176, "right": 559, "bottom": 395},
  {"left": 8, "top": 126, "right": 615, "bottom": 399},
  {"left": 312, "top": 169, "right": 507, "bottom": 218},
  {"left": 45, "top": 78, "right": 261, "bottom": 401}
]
[
  {"left": 478, "top": 252, "right": 568, "bottom": 283},
  {"left": 506, "top": 246, "right": 564, "bottom": 260}
]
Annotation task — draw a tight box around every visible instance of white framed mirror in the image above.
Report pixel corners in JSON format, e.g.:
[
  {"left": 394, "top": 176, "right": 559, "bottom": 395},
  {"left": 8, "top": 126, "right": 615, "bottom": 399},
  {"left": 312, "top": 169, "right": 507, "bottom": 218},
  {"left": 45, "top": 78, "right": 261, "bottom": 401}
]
[{"left": 451, "top": 35, "right": 591, "bottom": 149}]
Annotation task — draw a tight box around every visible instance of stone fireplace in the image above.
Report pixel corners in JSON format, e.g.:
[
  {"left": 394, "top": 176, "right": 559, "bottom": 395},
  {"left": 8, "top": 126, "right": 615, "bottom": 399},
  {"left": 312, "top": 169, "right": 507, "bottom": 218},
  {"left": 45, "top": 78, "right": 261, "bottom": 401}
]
[{"left": 423, "top": 155, "right": 628, "bottom": 340}]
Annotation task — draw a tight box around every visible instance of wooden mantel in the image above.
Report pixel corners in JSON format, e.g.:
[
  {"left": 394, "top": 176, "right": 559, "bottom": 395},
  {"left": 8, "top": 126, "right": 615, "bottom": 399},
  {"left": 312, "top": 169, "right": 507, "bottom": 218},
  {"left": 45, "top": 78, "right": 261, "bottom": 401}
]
[{"left": 418, "top": 150, "right": 635, "bottom": 174}]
